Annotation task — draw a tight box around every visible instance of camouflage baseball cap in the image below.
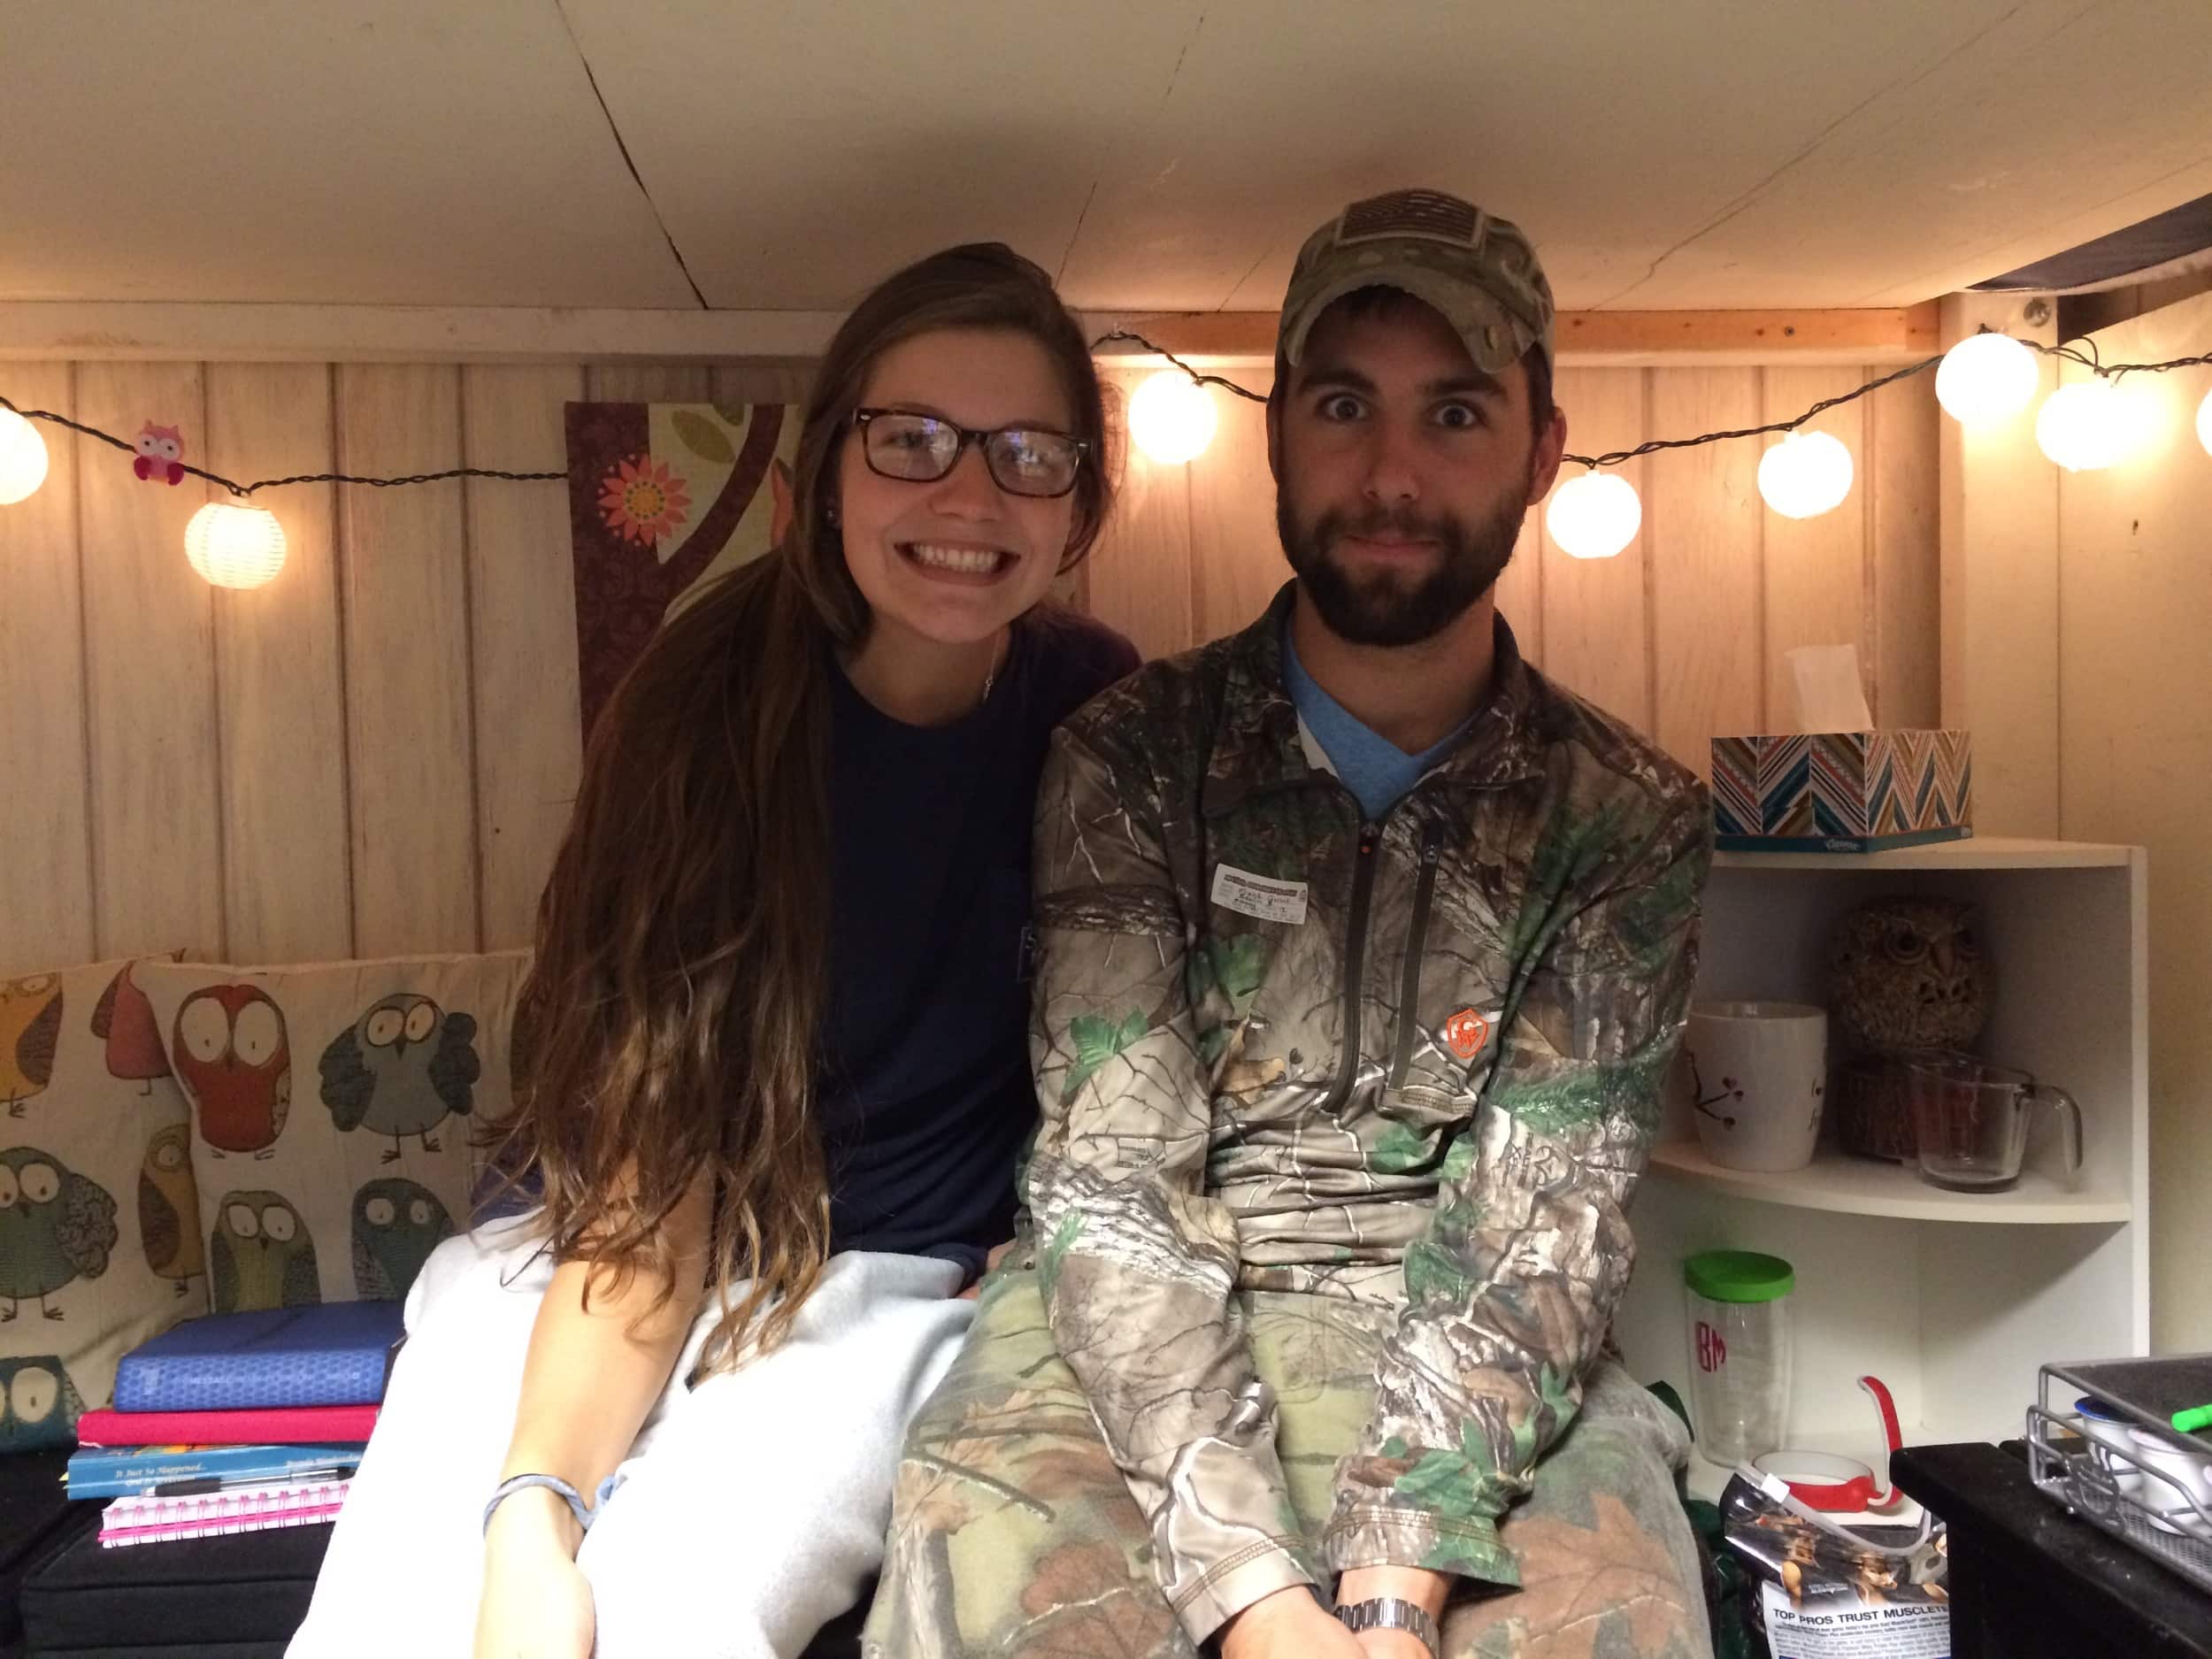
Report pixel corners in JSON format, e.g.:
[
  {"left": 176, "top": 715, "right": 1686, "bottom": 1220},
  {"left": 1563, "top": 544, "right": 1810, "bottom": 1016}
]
[{"left": 1278, "top": 188, "right": 1555, "bottom": 377}]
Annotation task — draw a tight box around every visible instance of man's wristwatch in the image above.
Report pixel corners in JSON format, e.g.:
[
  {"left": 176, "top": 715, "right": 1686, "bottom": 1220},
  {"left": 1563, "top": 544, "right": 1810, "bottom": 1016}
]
[{"left": 1334, "top": 1596, "right": 1440, "bottom": 1657}]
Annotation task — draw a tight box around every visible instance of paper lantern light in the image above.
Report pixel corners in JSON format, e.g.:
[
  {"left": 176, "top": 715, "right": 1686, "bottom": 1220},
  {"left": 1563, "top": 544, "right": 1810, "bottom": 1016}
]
[
  {"left": 1546, "top": 469, "right": 1641, "bottom": 559},
  {"left": 1935, "top": 333, "right": 2039, "bottom": 426},
  {"left": 1128, "top": 371, "right": 1217, "bottom": 465},
  {"left": 185, "top": 502, "right": 288, "bottom": 589},
  {"left": 0, "top": 407, "right": 50, "bottom": 506},
  {"left": 1758, "top": 430, "right": 1855, "bottom": 519},
  {"left": 2034, "top": 379, "right": 2136, "bottom": 473}
]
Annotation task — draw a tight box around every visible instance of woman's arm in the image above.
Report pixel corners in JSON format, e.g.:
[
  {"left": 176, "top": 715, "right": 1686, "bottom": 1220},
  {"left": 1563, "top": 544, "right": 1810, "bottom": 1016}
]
[
  {"left": 498, "top": 1169, "right": 713, "bottom": 1517},
  {"left": 474, "top": 1172, "right": 711, "bottom": 1658}
]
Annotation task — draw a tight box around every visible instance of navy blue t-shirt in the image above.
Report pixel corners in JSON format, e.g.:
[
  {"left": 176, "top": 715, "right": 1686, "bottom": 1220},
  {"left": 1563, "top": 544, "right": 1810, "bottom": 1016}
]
[{"left": 817, "top": 610, "right": 1138, "bottom": 1281}]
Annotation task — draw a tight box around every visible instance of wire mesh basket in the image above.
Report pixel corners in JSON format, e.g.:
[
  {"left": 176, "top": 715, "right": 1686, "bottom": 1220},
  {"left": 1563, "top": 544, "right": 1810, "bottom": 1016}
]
[{"left": 2028, "top": 1357, "right": 2212, "bottom": 1597}]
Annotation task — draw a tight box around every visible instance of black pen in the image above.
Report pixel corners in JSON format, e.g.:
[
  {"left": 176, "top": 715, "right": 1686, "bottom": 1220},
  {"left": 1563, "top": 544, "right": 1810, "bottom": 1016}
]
[{"left": 150, "top": 1467, "right": 354, "bottom": 1497}]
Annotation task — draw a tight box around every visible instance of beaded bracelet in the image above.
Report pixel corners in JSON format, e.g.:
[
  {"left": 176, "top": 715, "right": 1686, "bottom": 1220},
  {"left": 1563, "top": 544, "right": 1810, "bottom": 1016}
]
[{"left": 481, "top": 1471, "right": 626, "bottom": 1537}]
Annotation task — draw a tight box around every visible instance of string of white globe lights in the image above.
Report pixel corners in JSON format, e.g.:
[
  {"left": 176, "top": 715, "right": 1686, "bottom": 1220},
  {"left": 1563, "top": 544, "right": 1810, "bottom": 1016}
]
[
  {"left": 1, "top": 326, "right": 2207, "bottom": 584},
  {"left": 0, "top": 391, "right": 563, "bottom": 590},
  {"left": 1097, "top": 327, "right": 2212, "bottom": 561}
]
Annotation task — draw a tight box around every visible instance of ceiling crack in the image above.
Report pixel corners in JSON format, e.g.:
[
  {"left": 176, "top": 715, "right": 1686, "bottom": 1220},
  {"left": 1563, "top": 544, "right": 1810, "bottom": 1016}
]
[
  {"left": 1219, "top": 237, "right": 1278, "bottom": 312},
  {"left": 1162, "top": 11, "right": 1205, "bottom": 108},
  {"left": 1059, "top": 6, "right": 1208, "bottom": 298},
  {"left": 553, "top": 0, "right": 710, "bottom": 310},
  {"left": 1586, "top": 4, "right": 2037, "bottom": 310},
  {"left": 1057, "top": 180, "right": 1101, "bottom": 287}
]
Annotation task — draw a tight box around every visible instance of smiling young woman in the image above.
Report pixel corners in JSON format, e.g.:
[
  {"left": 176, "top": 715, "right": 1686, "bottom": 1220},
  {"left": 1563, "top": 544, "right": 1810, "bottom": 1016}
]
[{"left": 290, "top": 243, "right": 1137, "bottom": 1659}]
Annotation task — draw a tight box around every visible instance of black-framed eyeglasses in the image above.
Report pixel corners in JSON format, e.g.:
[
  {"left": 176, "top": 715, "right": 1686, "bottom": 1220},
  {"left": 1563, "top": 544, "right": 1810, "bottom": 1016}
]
[{"left": 851, "top": 409, "right": 1088, "bottom": 499}]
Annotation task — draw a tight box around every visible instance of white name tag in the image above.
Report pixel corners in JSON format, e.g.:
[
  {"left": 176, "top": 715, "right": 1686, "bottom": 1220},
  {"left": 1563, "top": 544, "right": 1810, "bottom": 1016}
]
[{"left": 1210, "top": 864, "right": 1310, "bottom": 926}]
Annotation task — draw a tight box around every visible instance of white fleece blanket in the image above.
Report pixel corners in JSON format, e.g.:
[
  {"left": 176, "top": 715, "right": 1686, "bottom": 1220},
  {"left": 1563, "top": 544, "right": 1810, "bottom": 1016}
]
[{"left": 289, "top": 1214, "right": 973, "bottom": 1658}]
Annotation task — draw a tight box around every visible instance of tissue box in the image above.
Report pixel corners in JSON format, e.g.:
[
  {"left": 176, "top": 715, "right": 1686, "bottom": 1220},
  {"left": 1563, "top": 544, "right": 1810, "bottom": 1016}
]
[{"left": 1710, "top": 730, "right": 1972, "bottom": 853}]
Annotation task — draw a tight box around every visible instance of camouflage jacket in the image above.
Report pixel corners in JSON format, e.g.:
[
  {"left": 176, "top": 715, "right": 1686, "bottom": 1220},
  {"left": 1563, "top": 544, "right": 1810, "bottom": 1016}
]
[{"left": 1021, "top": 586, "right": 1710, "bottom": 1642}]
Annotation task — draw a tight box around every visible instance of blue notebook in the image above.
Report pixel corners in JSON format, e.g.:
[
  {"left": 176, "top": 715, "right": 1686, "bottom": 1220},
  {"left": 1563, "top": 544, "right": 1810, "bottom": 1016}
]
[
  {"left": 65, "top": 1441, "right": 368, "bottom": 1500},
  {"left": 113, "top": 1303, "right": 407, "bottom": 1413}
]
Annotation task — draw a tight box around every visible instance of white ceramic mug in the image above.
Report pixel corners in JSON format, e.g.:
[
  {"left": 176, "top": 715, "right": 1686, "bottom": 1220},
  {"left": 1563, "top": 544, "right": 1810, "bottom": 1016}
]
[{"left": 1686, "top": 1002, "right": 1828, "bottom": 1171}]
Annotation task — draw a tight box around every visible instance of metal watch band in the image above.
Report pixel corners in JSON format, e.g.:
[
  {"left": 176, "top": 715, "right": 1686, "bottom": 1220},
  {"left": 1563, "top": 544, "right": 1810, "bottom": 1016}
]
[{"left": 1334, "top": 1595, "right": 1440, "bottom": 1657}]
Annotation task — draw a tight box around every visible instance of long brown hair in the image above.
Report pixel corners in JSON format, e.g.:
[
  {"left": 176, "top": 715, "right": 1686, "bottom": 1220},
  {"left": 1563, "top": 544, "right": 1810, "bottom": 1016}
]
[{"left": 487, "top": 244, "right": 1111, "bottom": 1372}]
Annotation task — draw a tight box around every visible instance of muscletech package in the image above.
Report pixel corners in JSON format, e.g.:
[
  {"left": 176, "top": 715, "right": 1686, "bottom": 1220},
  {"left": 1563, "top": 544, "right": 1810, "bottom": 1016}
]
[{"left": 1718, "top": 1473, "right": 1950, "bottom": 1658}]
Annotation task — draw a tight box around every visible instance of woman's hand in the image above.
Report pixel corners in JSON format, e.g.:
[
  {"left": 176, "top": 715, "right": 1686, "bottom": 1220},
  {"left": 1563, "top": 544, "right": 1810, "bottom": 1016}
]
[
  {"left": 474, "top": 1487, "right": 595, "bottom": 1659},
  {"left": 957, "top": 1239, "right": 1018, "bottom": 1300}
]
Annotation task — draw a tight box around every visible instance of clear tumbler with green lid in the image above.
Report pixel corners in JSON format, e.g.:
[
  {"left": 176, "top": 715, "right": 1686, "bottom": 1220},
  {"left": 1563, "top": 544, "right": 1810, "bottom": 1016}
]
[{"left": 1683, "top": 1250, "right": 1793, "bottom": 1466}]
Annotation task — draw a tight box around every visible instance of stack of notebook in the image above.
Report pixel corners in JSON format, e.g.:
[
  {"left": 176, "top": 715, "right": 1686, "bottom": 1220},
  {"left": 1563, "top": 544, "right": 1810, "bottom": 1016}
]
[{"left": 69, "top": 1302, "right": 403, "bottom": 1544}]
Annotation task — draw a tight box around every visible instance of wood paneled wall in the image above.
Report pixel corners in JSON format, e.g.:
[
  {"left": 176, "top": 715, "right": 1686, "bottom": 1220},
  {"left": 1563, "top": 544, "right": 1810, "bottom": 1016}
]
[
  {"left": 0, "top": 357, "right": 1936, "bottom": 977},
  {"left": 1088, "top": 365, "right": 1939, "bottom": 741},
  {"left": 2044, "top": 288, "right": 2212, "bottom": 1350}
]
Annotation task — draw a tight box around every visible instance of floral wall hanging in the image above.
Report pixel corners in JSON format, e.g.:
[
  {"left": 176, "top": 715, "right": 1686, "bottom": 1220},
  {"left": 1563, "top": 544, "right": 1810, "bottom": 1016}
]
[{"left": 563, "top": 401, "right": 798, "bottom": 736}]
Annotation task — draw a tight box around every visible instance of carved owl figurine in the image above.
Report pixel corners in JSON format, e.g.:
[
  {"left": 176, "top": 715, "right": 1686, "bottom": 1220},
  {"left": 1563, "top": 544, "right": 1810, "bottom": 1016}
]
[{"left": 1827, "top": 896, "right": 1993, "bottom": 1054}]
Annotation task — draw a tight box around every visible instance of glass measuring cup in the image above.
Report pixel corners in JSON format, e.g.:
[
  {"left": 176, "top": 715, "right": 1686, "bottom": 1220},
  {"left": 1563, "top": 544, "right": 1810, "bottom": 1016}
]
[{"left": 1906, "top": 1055, "right": 2082, "bottom": 1191}]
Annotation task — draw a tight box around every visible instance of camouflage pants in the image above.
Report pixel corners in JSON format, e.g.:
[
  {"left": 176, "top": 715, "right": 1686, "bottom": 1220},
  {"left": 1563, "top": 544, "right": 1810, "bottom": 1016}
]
[{"left": 863, "top": 1270, "right": 1711, "bottom": 1659}]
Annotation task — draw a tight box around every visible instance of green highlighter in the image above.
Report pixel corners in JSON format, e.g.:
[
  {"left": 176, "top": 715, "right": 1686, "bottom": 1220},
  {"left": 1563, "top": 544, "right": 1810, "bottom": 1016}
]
[{"left": 2172, "top": 1404, "right": 2212, "bottom": 1435}]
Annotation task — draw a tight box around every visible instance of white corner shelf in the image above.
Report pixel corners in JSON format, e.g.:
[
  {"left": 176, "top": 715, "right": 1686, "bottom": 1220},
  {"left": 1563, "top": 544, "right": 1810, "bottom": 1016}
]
[
  {"left": 1614, "top": 835, "right": 2148, "bottom": 1459},
  {"left": 1647, "top": 1140, "right": 2133, "bottom": 1225},
  {"left": 1713, "top": 835, "right": 2135, "bottom": 872}
]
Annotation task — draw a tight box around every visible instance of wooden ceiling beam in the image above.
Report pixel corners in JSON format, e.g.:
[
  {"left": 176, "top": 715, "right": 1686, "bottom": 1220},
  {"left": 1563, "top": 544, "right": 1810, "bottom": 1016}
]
[
  {"left": 0, "top": 299, "right": 1943, "bottom": 366},
  {"left": 1095, "top": 301, "right": 1943, "bottom": 366}
]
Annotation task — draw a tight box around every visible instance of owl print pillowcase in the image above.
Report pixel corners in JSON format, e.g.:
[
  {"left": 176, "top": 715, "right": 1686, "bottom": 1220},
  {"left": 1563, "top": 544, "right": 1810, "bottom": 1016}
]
[
  {"left": 138, "top": 952, "right": 530, "bottom": 1317},
  {"left": 0, "top": 953, "right": 198, "bottom": 1450}
]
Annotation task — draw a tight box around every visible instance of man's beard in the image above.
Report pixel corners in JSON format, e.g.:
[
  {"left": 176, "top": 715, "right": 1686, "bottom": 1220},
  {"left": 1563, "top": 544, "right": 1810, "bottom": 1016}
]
[{"left": 1278, "top": 473, "right": 1531, "bottom": 649}]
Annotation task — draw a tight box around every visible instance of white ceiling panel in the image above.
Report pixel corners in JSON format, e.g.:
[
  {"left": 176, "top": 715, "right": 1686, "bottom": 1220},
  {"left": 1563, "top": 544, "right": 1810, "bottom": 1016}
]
[
  {"left": 4, "top": 0, "right": 2210, "bottom": 313},
  {"left": 0, "top": 2, "right": 695, "bottom": 306},
  {"left": 1064, "top": 0, "right": 2032, "bottom": 311},
  {"left": 556, "top": 0, "right": 1208, "bottom": 311},
  {"left": 1586, "top": 0, "right": 2212, "bottom": 309}
]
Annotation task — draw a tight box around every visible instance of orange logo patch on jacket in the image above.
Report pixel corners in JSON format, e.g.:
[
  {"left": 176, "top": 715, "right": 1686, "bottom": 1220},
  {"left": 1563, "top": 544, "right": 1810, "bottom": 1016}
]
[{"left": 1443, "top": 1009, "right": 1491, "bottom": 1060}]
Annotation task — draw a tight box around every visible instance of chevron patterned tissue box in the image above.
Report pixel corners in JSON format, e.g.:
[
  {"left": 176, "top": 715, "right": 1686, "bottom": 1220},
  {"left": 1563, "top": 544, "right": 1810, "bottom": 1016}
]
[{"left": 1710, "top": 730, "right": 1973, "bottom": 853}]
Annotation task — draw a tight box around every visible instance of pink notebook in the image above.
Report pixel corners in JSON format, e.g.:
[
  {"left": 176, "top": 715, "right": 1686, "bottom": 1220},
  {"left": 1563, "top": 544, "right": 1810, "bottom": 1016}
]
[
  {"left": 100, "top": 1479, "right": 350, "bottom": 1548},
  {"left": 75, "top": 1402, "right": 380, "bottom": 1448}
]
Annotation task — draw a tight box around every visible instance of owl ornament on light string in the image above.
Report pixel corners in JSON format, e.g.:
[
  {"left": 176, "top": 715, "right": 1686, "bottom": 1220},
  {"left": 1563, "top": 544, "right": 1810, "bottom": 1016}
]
[
  {"left": 133, "top": 421, "right": 187, "bottom": 486},
  {"left": 124, "top": 416, "right": 292, "bottom": 590}
]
